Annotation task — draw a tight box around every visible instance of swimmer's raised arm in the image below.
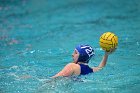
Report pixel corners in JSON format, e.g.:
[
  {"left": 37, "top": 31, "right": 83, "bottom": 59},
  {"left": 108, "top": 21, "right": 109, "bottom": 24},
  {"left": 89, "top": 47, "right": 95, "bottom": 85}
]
[{"left": 93, "top": 48, "right": 116, "bottom": 72}]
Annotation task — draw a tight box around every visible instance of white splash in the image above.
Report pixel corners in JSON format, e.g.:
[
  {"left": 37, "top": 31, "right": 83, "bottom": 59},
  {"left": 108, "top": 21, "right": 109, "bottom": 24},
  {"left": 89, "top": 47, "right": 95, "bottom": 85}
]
[
  {"left": 136, "top": 42, "right": 139, "bottom": 46},
  {"left": 30, "top": 50, "right": 35, "bottom": 53}
]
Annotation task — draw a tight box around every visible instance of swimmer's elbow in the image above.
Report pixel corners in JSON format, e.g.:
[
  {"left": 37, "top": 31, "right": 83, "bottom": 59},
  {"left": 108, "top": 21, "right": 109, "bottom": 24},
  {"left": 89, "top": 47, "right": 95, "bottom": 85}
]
[{"left": 93, "top": 67, "right": 103, "bottom": 72}]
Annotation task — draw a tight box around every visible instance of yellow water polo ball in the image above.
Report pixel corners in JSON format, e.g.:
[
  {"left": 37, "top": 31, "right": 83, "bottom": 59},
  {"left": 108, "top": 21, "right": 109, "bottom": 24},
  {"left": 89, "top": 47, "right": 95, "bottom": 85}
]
[{"left": 99, "top": 32, "right": 118, "bottom": 52}]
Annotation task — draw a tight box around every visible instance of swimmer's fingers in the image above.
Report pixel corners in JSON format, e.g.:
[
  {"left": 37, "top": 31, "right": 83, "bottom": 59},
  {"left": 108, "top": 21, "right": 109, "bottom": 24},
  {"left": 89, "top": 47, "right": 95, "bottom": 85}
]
[
  {"left": 110, "top": 48, "right": 116, "bottom": 53},
  {"left": 105, "top": 48, "right": 116, "bottom": 55}
]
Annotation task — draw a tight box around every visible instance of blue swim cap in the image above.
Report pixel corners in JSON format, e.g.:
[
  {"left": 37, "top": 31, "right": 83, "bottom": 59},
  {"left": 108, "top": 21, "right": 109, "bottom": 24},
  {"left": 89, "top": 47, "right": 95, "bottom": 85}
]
[{"left": 75, "top": 44, "right": 95, "bottom": 63}]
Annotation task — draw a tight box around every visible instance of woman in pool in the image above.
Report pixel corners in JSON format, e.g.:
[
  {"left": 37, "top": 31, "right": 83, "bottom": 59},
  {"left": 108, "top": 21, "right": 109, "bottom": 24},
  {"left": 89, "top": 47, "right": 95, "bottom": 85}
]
[{"left": 52, "top": 44, "right": 115, "bottom": 78}]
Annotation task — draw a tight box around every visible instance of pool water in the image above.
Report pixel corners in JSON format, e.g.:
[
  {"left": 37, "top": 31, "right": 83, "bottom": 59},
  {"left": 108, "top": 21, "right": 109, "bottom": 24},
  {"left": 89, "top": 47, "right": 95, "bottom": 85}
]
[{"left": 0, "top": 0, "right": 140, "bottom": 93}]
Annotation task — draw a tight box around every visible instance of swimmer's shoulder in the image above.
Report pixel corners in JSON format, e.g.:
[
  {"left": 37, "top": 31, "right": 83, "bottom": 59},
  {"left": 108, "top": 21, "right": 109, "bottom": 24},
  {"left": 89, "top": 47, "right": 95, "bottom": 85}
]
[
  {"left": 67, "top": 62, "right": 79, "bottom": 67},
  {"left": 68, "top": 63, "right": 81, "bottom": 75}
]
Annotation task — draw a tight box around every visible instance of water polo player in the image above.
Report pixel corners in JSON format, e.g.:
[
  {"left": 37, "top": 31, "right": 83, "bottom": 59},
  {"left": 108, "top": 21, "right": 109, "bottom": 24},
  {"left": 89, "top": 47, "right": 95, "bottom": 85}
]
[{"left": 52, "top": 44, "right": 115, "bottom": 78}]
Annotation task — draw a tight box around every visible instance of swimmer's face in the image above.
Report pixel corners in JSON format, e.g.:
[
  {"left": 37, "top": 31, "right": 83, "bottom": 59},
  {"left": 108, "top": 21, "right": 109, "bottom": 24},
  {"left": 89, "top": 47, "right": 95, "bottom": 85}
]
[{"left": 72, "top": 49, "right": 79, "bottom": 63}]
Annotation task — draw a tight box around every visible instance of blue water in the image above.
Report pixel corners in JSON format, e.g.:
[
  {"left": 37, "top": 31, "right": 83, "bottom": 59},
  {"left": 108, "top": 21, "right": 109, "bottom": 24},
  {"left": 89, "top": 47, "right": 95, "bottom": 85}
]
[{"left": 0, "top": 0, "right": 140, "bottom": 93}]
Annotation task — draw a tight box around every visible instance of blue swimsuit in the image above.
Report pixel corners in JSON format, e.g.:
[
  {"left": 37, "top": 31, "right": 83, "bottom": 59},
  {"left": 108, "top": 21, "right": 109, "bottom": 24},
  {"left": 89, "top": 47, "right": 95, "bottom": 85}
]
[{"left": 79, "top": 64, "right": 93, "bottom": 75}]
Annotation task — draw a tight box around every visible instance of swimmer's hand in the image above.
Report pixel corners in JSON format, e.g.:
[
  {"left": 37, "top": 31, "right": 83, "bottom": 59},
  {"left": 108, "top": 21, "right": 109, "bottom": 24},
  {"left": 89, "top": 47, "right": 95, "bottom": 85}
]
[{"left": 105, "top": 48, "right": 116, "bottom": 55}]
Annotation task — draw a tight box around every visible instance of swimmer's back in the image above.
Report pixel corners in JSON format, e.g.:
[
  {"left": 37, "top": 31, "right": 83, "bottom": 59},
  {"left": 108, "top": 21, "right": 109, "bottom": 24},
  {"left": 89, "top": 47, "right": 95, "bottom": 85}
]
[{"left": 70, "top": 63, "right": 93, "bottom": 76}]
